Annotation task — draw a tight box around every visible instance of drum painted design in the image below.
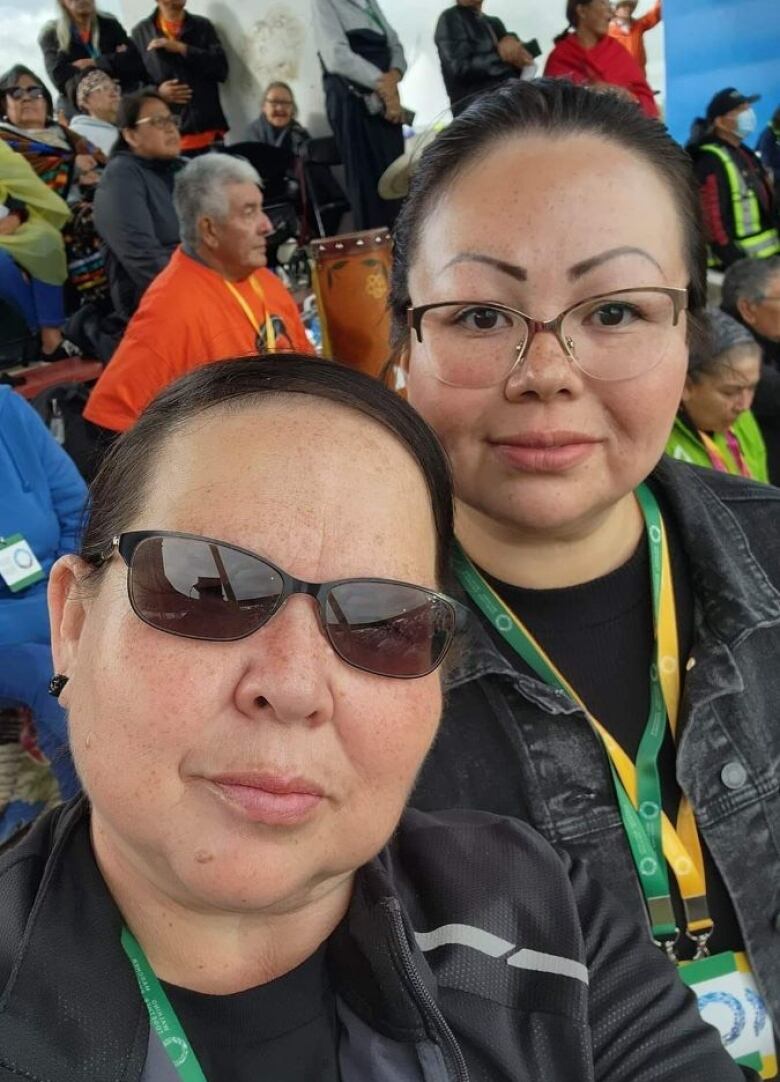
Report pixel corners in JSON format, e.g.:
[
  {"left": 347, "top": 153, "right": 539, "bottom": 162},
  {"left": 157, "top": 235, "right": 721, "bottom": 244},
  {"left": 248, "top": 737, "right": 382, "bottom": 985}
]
[{"left": 310, "top": 229, "right": 392, "bottom": 377}]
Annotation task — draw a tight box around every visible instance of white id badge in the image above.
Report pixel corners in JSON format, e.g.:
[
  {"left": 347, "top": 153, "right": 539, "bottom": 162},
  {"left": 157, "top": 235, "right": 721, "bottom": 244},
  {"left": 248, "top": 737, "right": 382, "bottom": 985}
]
[
  {"left": 680, "top": 951, "right": 777, "bottom": 1078},
  {"left": 0, "top": 534, "right": 45, "bottom": 592}
]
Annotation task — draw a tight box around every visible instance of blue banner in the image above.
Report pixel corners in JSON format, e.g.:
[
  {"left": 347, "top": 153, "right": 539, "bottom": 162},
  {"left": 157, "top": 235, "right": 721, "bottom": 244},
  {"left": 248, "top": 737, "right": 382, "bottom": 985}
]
[{"left": 664, "top": 0, "right": 780, "bottom": 148}]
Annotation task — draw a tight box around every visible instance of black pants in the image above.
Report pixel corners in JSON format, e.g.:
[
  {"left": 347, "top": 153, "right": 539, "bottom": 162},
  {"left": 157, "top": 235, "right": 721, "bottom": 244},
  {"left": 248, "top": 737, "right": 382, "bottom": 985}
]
[{"left": 324, "top": 75, "right": 404, "bottom": 232}]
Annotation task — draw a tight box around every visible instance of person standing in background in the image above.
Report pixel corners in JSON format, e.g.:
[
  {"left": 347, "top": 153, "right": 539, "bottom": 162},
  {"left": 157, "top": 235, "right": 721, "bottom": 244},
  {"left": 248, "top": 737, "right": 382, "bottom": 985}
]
[
  {"left": 544, "top": 0, "right": 658, "bottom": 118},
  {"left": 131, "top": 0, "right": 228, "bottom": 156},
  {"left": 608, "top": 0, "right": 661, "bottom": 77},
  {"left": 757, "top": 106, "right": 780, "bottom": 188},
  {"left": 666, "top": 308, "right": 767, "bottom": 482},
  {"left": 435, "top": 0, "right": 536, "bottom": 117},
  {"left": 313, "top": 0, "right": 406, "bottom": 230},
  {"left": 38, "top": 0, "right": 144, "bottom": 118},
  {"left": 690, "top": 87, "right": 779, "bottom": 270}
]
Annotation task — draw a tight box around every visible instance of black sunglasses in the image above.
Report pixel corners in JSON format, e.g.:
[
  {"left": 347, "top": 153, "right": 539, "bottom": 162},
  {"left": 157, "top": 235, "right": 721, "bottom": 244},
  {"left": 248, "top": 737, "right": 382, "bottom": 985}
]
[
  {"left": 8, "top": 86, "right": 46, "bottom": 101},
  {"left": 99, "top": 532, "right": 456, "bottom": 679}
]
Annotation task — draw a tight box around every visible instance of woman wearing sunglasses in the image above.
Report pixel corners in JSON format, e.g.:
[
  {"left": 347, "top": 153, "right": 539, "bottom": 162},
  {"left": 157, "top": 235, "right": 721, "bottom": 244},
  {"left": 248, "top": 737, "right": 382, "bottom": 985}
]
[
  {"left": 395, "top": 80, "right": 780, "bottom": 1069},
  {"left": 0, "top": 356, "right": 738, "bottom": 1080},
  {"left": 93, "top": 87, "right": 182, "bottom": 322},
  {"left": 0, "top": 63, "right": 110, "bottom": 320}
]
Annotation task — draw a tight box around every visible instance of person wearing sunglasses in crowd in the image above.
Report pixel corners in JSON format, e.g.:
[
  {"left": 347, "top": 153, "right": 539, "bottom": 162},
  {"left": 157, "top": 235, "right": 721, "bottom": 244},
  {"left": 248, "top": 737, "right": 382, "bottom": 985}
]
[
  {"left": 666, "top": 308, "right": 767, "bottom": 482},
  {"left": 0, "top": 355, "right": 744, "bottom": 1081},
  {"left": 391, "top": 79, "right": 780, "bottom": 1072},
  {"left": 93, "top": 88, "right": 182, "bottom": 323},
  {"left": 0, "top": 64, "right": 110, "bottom": 333}
]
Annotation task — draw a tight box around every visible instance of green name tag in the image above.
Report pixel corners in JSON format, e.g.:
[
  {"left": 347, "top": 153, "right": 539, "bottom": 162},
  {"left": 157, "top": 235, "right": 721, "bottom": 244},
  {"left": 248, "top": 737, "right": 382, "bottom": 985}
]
[
  {"left": 680, "top": 951, "right": 777, "bottom": 1078},
  {"left": 0, "top": 533, "right": 45, "bottom": 593}
]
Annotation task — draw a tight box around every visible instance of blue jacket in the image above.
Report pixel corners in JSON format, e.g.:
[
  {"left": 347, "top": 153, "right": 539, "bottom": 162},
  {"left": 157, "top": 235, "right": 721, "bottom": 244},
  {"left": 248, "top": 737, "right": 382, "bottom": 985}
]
[{"left": 0, "top": 386, "right": 87, "bottom": 646}]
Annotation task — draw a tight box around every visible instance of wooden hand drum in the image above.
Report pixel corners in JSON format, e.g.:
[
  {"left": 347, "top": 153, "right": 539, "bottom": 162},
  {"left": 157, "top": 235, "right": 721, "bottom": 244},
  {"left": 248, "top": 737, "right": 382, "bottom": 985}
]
[{"left": 310, "top": 228, "right": 392, "bottom": 378}]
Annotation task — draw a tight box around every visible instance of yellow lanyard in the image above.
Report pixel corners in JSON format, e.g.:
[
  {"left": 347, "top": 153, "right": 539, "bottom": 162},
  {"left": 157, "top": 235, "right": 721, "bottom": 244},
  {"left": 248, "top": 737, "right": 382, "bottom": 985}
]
[
  {"left": 223, "top": 276, "right": 276, "bottom": 352},
  {"left": 455, "top": 486, "right": 713, "bottom": 954}
]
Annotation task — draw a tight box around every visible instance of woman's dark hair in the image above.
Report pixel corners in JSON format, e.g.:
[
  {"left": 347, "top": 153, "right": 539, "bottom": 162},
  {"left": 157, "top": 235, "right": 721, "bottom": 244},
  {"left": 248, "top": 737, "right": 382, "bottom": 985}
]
[
  {"left": 553, "top": 0, "right": 589, "bottom": 43},
  {"left": 390, "top": 79, "right": 708, "bottom": 353},
  {"left": 81, "top": 355, "right": 454, "bottom": 580},
  {"left": 110, "top": 87, "right": 169, "bottom": 157},
  {"left": 0, "top": 65, "right": 54, "bottom": 122}
]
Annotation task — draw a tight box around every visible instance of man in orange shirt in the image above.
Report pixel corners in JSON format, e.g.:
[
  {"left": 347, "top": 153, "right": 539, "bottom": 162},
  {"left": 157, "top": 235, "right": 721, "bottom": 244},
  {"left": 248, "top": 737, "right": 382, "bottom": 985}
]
[
  {"left": 85, "top": 154, "right": 312, "bottom": 433},
  {"left": 608, "top": 0, "right": 661, "bottom": 75}
]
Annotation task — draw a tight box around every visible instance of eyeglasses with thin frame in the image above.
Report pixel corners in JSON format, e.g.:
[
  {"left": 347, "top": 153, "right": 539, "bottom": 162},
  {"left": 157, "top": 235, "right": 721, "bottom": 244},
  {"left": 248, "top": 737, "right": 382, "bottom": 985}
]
[
  {"left": 95, "top": 531, "right": 457, "bottom": 680},
  {"left": 135, "top": 113, "right": 181, "bottom": 130},
  {"left": 8, "top": 85, "right": 46, "bottom": 101},
  {"left": 265, "top": 97, "right": 294, "bottom": 107},
  {"left": 407, "top": 286, "right": 689, "bottom": 388}
]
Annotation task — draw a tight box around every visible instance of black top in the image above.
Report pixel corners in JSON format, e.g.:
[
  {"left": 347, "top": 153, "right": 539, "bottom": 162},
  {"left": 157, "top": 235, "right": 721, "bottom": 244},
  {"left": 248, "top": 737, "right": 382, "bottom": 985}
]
[
  {"left": 162, "top": 943, "right": 341, "bottom": 1082},
  {"left": 479, "top": 503, "right": 743, "bottom": 958},
  {"left": 38, "top": 13, "right": 146, "bottom": 104},
  {"left": 131, "top": 10, "right": 228, "bottom": 136},
  {"left": 434, "top": 5, "right": 516, "bottom": 114}
]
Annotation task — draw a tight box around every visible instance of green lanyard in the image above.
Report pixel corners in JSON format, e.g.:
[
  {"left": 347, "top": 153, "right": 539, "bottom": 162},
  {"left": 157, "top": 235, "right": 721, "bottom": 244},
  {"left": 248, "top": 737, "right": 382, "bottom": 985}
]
[
  {"left": 454, "top": 484, "right": 707, "bottom": 952},
  {"left": 121, "top": 927, "right": 209, "bottom": 1082},
  {"left": 347, "top": 0, "right": 385, "bottom": 34}
]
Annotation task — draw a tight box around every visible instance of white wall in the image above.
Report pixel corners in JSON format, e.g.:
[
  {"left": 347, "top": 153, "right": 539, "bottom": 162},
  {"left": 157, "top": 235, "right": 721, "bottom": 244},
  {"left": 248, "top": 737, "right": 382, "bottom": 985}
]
[{"left": 16, "top": 0, "right": 663, "bottom": 136}]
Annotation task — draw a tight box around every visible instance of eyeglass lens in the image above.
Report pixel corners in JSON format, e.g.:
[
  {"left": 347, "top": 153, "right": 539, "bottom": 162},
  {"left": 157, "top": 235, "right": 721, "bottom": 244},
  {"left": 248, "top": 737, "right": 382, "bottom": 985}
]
[
  {"left": 127, "top": 535, "right": 453, "bottom": 678},
  {"left": 417, "top": 290, "right": 680, "bottom": 387},
  {"left": 10, "top": 86, "right": 45, "bottom": 100}
]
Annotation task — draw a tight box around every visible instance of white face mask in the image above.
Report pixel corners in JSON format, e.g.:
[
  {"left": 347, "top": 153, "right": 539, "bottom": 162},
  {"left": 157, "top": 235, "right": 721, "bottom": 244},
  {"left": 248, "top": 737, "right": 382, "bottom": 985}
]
[{"left": 735, "top": 107, "right": 757, "bottom": 139}]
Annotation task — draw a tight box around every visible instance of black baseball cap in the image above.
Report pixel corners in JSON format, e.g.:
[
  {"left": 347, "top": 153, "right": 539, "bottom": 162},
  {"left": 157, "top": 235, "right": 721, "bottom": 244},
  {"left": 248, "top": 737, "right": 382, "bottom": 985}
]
[{"left": 706, "top": 87, "right": 760, "bottom": 122}]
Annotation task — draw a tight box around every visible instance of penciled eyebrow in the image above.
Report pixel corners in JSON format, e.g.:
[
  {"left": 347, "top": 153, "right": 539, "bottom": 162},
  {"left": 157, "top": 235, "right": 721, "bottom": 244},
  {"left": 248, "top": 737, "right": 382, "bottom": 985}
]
[{"left": 441, "top": 246, "right": 664, "bottom": 282}]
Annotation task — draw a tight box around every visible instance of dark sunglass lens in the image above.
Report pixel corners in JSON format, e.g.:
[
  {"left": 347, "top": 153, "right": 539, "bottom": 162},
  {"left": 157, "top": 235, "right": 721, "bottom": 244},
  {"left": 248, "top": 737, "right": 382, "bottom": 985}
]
[
  {"left": 325, "top": 582, "right": 455, "bottom": 678},
  {"left": 129, "top": 536, "right": 283, "bottom": 641}
]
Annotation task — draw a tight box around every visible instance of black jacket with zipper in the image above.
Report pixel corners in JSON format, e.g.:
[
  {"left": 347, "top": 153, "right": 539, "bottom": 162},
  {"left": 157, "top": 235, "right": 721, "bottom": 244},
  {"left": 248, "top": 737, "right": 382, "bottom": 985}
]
[
  {"left": 131, "top": 10, "right": 228, "bottom": 137},
  {"left": 0, "top": 798, "right": 747, "bottom": 1081},
  {"left": 434, "top": 5, "right": 517, "bottom": 115}
]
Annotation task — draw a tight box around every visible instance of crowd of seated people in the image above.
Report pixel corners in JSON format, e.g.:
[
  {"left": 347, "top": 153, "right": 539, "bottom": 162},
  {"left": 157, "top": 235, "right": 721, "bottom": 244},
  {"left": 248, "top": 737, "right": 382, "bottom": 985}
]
[{"left": 3, "top": 7, "right": 780, "bottom": 1074}]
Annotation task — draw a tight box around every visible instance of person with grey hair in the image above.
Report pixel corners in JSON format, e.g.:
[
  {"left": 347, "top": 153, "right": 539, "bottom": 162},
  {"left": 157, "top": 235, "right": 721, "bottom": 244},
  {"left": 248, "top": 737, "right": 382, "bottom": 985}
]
[
  {"left": 39, "top": 0, "right": 144, "bottom": 118},
  {"left": 84, "top": 152, "right": 312, "bottom": 434},
  {"left": 666, "top": 307, "right": 767, "bottom": 481},
  {"left": 721, "top": 256, "right": 780, "bottom": 482}
]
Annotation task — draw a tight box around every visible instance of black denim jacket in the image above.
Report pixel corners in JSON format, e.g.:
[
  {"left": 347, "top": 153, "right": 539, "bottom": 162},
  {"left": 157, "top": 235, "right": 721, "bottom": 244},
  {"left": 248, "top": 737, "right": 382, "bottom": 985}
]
[{"left": 413, "top": 457, "right": 780, "bottom": 1032}]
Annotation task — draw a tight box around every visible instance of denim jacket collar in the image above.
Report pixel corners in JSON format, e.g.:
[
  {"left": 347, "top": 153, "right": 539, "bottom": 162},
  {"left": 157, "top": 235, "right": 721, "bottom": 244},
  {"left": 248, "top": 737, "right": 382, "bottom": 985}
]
[{"left": 444, "top": 458, "right": 780, "bottom": 696}]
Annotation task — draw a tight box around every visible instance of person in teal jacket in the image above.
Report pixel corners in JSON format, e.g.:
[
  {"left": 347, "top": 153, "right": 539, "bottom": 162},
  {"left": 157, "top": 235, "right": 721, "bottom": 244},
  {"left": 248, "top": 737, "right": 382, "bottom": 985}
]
[
  {"left": 0, "top": 386, "right": 86, "bottom": 840},
  {"left": 667, "top": 307, "right": 769, "bottom": 482}
]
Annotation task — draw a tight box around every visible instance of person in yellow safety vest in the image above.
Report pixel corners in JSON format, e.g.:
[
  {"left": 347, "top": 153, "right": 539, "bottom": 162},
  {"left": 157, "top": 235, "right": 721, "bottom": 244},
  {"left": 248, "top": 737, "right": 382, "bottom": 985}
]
[{"left": 690, "top": 87, "right": 780, "bottom": 271}]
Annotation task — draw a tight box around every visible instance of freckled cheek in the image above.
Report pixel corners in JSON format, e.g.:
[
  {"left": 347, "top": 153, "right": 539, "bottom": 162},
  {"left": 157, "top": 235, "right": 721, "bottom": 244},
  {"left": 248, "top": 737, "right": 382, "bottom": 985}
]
[
  {"left": 600, "top": 356, "right": 687, "bottom": 450},
  {"left": 340, "top": 680, "right": 443, "bottom": 798}
]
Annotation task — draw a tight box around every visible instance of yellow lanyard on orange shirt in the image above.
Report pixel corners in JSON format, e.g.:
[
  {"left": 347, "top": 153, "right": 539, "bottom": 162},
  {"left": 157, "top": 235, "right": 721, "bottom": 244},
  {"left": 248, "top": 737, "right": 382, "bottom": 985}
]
[{"left": 223, "top": 275, "right": 276, "bottom": 352}]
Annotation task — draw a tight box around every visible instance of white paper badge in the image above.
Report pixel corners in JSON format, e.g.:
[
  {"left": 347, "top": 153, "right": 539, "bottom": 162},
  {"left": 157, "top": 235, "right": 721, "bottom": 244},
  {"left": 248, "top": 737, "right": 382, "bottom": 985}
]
[{"left": 0, "top": 534, "right": 45, "bottom": 592}]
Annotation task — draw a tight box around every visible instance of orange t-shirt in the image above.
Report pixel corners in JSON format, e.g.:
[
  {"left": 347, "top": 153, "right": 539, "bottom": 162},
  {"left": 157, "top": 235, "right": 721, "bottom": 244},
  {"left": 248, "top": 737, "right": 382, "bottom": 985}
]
[
  {"left": 607, "top": 2, "right": 662, "bottom": 73},
  {"left": 84, "top": 247, "right": 313, "bottom": 432}
]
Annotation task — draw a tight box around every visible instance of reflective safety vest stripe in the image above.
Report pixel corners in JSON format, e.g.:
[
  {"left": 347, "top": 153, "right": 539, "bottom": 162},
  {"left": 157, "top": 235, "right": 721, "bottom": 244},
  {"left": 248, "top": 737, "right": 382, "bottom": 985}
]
[{"left": 701, "top": 143, "right": 780, "bottom": 262}]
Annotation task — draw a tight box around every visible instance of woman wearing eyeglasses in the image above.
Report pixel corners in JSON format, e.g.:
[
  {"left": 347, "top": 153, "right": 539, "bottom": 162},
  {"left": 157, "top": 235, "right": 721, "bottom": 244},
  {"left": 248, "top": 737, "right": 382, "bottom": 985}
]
[
  {"left": 93, "top": 87, "right": 182, "bottom": 322},
  {"left": 0, "top": 355, "right": 741, "bottom": 1080},
  {"left": 394, "top": 79, "right": 780, "bottom": 1068}
]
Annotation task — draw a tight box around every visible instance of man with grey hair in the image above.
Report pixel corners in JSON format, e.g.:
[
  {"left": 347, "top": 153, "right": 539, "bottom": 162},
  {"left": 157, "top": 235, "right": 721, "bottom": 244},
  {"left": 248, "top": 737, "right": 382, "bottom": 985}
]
[
  {"left": 85, "top": 152, "right": 311, "bottom": 433},
  {"left": 721, "top": 256, "right": 780, "bottom": 482}
]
